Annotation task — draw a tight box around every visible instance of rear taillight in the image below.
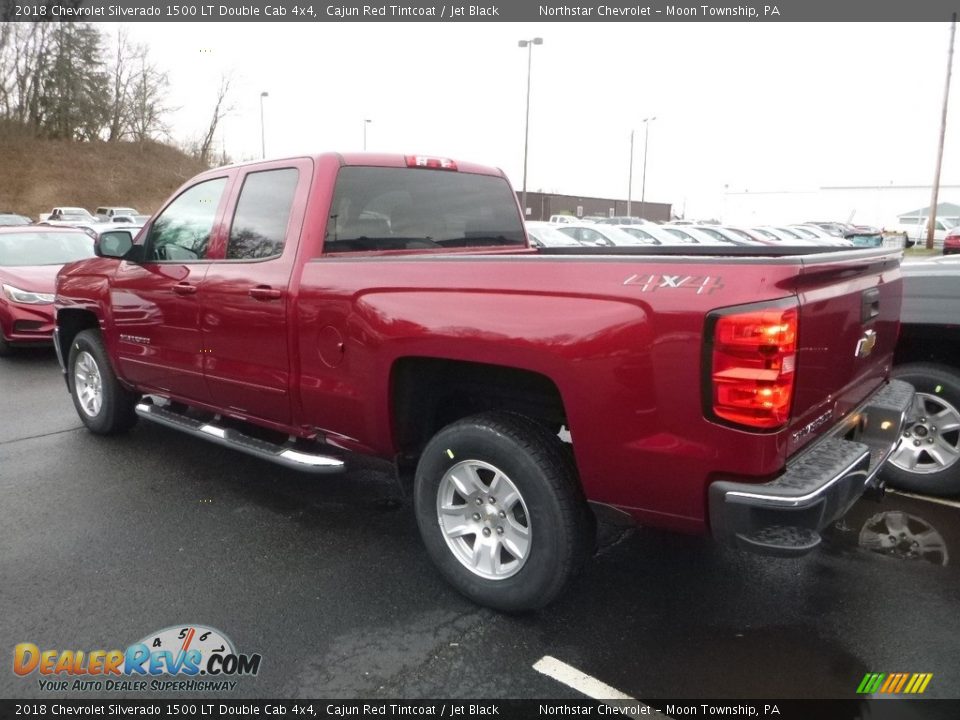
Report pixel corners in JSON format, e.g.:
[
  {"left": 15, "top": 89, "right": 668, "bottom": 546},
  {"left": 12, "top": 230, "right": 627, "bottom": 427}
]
[{"left": 707, "top": 302, "right": 798, "bottom": 430}]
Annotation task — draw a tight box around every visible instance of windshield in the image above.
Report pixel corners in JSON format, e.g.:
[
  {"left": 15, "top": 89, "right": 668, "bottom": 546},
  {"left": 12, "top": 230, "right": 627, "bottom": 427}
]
[
  {"left": 0, "top": 232, "right": 95, "bottom": 266},
  {"left": 324, "top": 167, "right": 525, "bottom": 253}
]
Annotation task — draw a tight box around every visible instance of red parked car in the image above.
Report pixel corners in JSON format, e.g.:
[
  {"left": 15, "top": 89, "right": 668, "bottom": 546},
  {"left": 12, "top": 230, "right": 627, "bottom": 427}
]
[
  {"left": 0, "top": 226, "right": 95, "bottom": 356},
  {"left": 944, "top": 226, "right": 960, "bottom": 255}
]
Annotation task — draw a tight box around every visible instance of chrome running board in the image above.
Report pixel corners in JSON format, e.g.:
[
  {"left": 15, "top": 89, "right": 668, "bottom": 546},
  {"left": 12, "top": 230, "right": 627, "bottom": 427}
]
[{"left": 135, "top": 402, "right": 345, "bottom": 474}]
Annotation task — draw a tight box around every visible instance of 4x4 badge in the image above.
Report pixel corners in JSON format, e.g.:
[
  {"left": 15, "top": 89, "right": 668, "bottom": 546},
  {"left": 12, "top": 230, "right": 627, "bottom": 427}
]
[{"left": 856, "top": 329, "right": 877, "bottom": 358}]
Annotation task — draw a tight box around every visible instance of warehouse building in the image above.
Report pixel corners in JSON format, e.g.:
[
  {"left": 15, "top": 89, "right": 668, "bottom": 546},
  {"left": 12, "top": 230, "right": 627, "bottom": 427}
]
[{"left": 517, "top": 191, "right": 672, "bottom": 223}]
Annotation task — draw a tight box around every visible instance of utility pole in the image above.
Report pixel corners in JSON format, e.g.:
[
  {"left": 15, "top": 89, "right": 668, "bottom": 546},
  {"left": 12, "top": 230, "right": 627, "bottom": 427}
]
[
  {"left": 639, "top": 116, "right": 656, "bottom": 220},
  {"left": 627, "top": 129, "right": 635, "bottom": 217},
  {"left": 518, "top": 37, "right": 543, "bottom": 220},
  {"left": 927, "top": 14, "right": 956, "bottom": 250},
  {"left": 259, "top": 91, "right": 269, "bottom": 159}
]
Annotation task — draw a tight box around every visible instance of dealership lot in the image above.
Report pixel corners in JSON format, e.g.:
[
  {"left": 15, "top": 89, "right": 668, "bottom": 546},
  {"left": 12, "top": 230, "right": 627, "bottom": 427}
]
[{"left": 2, "top": 350, "right": 959, "bottom": 701}]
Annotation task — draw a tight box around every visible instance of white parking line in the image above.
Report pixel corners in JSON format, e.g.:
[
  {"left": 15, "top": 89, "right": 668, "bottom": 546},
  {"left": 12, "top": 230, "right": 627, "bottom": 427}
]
[
  {"left": 533, "top": 655, "right": 668, "bottom": 718},
  {"left": 889, "top": 489, "right": 960, "bottom": 510}
]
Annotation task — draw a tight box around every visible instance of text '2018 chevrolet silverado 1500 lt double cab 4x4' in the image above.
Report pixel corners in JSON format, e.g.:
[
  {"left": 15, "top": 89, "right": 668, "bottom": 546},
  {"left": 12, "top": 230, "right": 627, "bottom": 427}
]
[{"left": 54, "top": 153, "right": 914, "bottom": 611}]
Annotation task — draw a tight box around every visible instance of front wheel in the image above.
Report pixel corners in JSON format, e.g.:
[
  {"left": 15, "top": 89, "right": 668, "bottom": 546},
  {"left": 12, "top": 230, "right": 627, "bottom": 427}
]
[
  {"left": 882, "top": 363, "right": 960, "bottom": 496},
  {"left": 414, "top": 412, "right": 594, "bottom": 612},
  {"left": 68, "top": 329, "right": 140, "bottom": 434}
]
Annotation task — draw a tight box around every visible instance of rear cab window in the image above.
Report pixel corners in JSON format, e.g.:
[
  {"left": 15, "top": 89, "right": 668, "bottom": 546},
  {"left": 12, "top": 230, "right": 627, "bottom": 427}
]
[{"left": 322, "top": 167, "right": 525, "bottom": 254}]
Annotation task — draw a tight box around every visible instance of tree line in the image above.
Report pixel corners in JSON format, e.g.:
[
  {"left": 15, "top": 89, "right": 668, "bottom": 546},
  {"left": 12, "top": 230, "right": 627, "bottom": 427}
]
[{"left": 0, "top": 19, "right": 232, "bottom": 165}]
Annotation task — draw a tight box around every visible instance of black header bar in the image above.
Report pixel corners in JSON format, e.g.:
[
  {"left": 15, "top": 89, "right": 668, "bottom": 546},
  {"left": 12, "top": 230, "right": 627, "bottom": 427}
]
[{"left": 0, "top": 0, "right": 958, "bottom": 23}]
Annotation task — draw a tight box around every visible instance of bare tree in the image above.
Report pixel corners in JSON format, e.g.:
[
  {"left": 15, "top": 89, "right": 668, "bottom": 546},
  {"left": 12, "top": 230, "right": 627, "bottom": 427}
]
[
  {"left": 105, "top": 27, "right": 134, "bottom": 141},
  {"left": 0, "top": 23, "right": 56, "bottom": 127},
  {"left": 126, "top": 48, "right": 172, "bottom": 144},
  {"left": 197, "top": 74, "right": 234, "bottom": 166}
]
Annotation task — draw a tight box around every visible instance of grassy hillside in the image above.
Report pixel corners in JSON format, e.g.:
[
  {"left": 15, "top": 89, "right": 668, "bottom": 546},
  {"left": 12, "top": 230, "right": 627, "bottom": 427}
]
[{"left": 0, "top": 121, "right": 208, "bottom": 220}]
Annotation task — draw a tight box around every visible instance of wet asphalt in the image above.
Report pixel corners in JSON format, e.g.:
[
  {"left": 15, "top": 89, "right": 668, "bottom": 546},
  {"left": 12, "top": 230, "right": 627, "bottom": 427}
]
[{"left": 1, "top": 349, "right": 958, "bottom": 702}]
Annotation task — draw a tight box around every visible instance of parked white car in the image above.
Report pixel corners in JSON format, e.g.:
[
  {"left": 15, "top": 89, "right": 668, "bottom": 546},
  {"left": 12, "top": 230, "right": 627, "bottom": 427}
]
[
  {"left": 556, "top": 223, "right": 646, "bottom": 247},
  {"left": 525, "top": 221, "right": 589, "bottom": 248},
  {"left": 892, "top": 217, "right": 958, "bottom": 246}
]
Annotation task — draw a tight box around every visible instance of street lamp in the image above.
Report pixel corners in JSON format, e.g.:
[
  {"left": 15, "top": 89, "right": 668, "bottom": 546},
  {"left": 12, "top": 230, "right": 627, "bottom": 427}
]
[
  {"left": 259, "top": 91, "right": 269, "bottom": 159},
  {"left": 639, "top": 116, "right": 656, "bottom": 220},
  {"left": 518, "top": 37, "right": 543, "bottom": 219},
  {"left": 363, "top": 118, "right": 372, "bottom": 151}
]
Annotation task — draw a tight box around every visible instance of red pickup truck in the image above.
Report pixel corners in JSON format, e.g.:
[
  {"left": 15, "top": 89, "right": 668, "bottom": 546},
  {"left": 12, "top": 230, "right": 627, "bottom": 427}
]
[{"left": 54, "top": 153, "right": 914, "bottom": 611}]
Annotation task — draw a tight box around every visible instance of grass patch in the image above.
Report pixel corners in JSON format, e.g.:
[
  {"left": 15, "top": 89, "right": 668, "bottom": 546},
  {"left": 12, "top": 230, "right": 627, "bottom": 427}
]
[{"left": 0, "top": 120, "right": 208, "bottom": 220}]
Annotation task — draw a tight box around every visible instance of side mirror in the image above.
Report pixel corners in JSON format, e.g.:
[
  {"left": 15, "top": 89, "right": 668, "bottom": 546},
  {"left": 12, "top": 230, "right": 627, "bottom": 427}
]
[{"left": 95, "top": 230, "right": 134, "bottom": 259}]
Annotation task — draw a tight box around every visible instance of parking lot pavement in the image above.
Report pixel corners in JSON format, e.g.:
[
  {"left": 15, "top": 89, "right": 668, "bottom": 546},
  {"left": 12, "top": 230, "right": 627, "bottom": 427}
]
[{"left": 2, "top": 350, "right": 959, "bottom": 701}]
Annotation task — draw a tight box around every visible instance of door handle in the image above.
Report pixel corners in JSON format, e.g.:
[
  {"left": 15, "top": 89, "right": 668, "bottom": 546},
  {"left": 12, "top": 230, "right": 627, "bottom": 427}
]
[
  {"left": 861, "top": 287, "right": 880, "bottom": 322},
  {"left": 249, "top": 286, "right": 282, "bottom": 301},
  {"left": 172, "top": 282, "right": 197, "bottom": 295}
]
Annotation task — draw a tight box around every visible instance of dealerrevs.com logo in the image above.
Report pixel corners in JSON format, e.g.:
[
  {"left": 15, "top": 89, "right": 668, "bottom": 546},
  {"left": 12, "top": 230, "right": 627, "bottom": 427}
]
[{"left": 14, "top": 625, "right": 262, "bottom": 692}]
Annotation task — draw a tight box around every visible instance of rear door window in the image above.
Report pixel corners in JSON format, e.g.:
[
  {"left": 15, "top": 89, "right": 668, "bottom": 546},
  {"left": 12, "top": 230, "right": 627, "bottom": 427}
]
[
  {"left": 226, "top": 168, "right": 299, "bottom": 260},
  {"left": 323, "top": 167, "right": 525, "bottom": 254}
]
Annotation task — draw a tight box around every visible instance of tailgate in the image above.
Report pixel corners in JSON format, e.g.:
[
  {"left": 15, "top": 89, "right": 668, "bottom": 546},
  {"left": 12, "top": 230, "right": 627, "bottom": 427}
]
[{"left": 787, "top": 250, "right": 903, "bottom": 456}]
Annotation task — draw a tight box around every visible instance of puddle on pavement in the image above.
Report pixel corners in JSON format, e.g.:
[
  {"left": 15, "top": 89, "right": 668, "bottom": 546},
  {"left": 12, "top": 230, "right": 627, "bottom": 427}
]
[{"left": 829, "top": 492, "right": 958, "bottom": 570}]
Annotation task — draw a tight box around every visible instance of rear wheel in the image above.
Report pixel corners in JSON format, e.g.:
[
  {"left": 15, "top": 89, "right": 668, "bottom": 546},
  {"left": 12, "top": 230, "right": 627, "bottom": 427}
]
[
  {"left": 68, "top": 329, "right": 139, "bottom": 434},
  {"left": 414, "top": 412, "right": 594, "bottom": 612},
  {"left": 882, "top": 363, "right": 960, "bottom": 496}
]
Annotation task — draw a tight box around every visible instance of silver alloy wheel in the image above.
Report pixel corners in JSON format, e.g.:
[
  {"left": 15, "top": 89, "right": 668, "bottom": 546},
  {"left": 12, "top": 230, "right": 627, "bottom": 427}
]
[
  {"left": 74, "top": 350, "right": 103, "bottom": 418},
  {"left": 858, "top": 510, "right": 949, "bottom": 566},
  {"left": 436, "top": 459, "right": 532, "bottom": 580},
  {"left": 889, "top": 392, "right": 960, "bottom": 475}
]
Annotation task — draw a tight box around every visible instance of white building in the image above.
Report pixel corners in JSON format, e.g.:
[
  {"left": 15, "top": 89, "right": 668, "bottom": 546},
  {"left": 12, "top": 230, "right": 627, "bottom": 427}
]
[{"left": 722, "top": 185, "right": 960, "bottom": 228}]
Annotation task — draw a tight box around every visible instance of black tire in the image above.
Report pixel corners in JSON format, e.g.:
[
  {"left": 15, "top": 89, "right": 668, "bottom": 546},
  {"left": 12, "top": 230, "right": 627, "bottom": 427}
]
[
  {"left": 67, "top": 329, "right": 139, "bottom": 435},
  {"left": 414, "top": 411, "right": 594, "bottom": 612},
  {"left": 0, "top": 333, "right": 12, "bottom": 357},
  {"left": 880, "top": 363, "right": 960, "bottom": 496}
]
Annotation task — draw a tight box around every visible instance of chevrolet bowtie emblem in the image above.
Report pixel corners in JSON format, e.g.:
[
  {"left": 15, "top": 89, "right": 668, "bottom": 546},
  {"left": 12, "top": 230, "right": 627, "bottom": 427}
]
[{"left": 856, "top": 329, "right": 878, "bottom": 358}]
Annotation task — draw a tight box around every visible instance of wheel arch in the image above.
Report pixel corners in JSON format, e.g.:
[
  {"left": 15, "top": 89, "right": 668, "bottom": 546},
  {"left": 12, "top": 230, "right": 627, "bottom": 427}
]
[
  {"left": 895, "top": 323, "right": 960, "bottom": 370},
  {"left": 56, "top": 308, "right": 101, "bottom": 363},
  {"left": 390, "top": 356, "right": 569, "bottom": 460}
]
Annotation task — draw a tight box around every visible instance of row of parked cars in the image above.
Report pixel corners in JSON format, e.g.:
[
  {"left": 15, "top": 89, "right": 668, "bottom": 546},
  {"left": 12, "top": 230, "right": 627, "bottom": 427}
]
[
  {"left": 541, "top": 215, "right": 960, "bottom": 254},
  {"left": 531, "top": 216, "right": 903, "bottom": 250},
  {"left": 1, "top": 206, "right": 149, "bottom": 234}
]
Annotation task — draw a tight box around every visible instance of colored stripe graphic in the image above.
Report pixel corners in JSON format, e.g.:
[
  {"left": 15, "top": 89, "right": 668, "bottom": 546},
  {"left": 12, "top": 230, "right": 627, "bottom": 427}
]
[
  {"left": 857, "top": 673, "right": 885, "bottom": 694},
  {"left": 858, "top": 672, "right": 932, "bottom": 694}
]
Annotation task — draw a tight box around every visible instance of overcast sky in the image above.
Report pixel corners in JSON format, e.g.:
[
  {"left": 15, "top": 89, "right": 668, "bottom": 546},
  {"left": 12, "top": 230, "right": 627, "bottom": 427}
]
[{"left": 121, "top": 22, "right": 957, "bottom": 221}]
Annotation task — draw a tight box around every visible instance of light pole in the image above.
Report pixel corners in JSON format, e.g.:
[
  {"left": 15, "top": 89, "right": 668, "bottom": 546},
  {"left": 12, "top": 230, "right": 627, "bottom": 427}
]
[
  {"left": 627, "top": 129, "right": 635, "bottom": 217},
  {"left": 259, "top": 91, "right": 269, "bottom": 159},
  {"left": 363, "top": 118, "right": 372, "bottom": 151},
  {"left": 639, "top": 116, "right": 656, "bottom": 220},
  {"left": 518, "top": 37, "right": 543, "bottom": 219}
]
